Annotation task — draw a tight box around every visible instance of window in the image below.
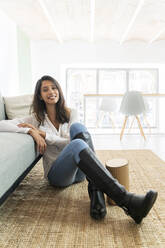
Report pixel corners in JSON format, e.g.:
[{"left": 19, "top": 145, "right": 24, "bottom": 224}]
[{"left": 66, "top": 68, "right": 159, "bottom": 132}]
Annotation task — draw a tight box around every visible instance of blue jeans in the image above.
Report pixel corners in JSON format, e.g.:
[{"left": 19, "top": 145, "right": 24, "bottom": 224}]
[{"left": 47, "top": 123, "right": 89, "bottom": 187}]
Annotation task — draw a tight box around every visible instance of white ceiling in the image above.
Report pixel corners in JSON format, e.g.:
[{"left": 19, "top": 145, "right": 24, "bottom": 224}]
[{"left": 1, "top": 0, "right": 165, "bottom": 44}]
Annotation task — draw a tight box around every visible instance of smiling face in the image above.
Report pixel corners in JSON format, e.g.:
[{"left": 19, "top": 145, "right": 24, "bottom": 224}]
[{"left": 40, "top": 80, "right": 59, "bottom": 105}]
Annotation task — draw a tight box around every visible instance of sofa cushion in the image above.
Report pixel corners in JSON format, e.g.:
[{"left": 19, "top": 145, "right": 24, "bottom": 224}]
[
  {"left": 0, "top": 92, "right": 5, "bottom": 121},
  {"left": 3, "top": 94, "right": 33, "bottom": 119},
  {"left": 0, "top": 132, "right": 38, "bottom": 198}
]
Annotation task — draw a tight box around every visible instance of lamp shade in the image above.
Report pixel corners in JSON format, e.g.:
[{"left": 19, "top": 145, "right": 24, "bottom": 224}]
[{"left": 120, "top": 91, "right": 145, "bottom": 116}]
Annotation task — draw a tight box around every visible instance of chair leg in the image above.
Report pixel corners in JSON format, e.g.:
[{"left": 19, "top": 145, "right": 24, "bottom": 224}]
[
  {"left": 120, "top": 116, "right": 128, "bottom": 141},
  {"left": 135, "top": 116, "right": 146, "bottom": 140},
  {"left": 109, "top": 112, "right": 115, "bottom": 131},
  {"left": 97, "top": 111, "right": 105, "bottom": 128},
  {"left": 128, "top": 116, "right": 135, "bottom": 133}
]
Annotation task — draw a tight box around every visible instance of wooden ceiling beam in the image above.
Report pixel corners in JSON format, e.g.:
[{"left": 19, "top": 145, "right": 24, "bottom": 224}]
[
  {"left": 38, "top": 0, "right": 63, "bottom": 43},
  {"left": 149, "top": 27, "right": 165, "bottom": 44},
  {"left": 120, "top": 0, "right": 145, "bottom": 45}
]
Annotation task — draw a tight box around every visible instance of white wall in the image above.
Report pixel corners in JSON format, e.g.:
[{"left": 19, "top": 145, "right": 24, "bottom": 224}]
[
  {"left": 0, "top": 9, "right": 32, "bottom": 97},
  {"left": 31, "top": 39, "right": 165, "bottom": 94},
  {"left": 17, "top": 26, "right": 32, "bottom": 94},
  {"left": 0, "top": 9, "right": 19, "bottom": 96}
]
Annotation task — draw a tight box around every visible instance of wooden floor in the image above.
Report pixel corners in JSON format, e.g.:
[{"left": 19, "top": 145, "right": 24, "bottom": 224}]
[{"left": 93, "top": 133, "right": 165, "bottom": 161}]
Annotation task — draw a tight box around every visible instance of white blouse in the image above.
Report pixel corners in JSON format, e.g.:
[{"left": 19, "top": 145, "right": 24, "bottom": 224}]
[{"left": 0, "top": 109, "right": 78, "bottom": 178}]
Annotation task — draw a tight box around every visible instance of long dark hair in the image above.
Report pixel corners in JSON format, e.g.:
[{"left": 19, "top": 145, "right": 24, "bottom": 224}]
[{"left": 30, "top": 75, "right": 70, "bottom": 125}]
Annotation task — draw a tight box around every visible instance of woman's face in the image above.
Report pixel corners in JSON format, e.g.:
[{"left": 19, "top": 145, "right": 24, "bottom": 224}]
[{"left": 40, "top": 80, "right": 59, "bottom": 105}]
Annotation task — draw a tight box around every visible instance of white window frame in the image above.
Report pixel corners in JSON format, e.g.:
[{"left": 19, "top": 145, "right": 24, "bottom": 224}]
[{"left": 65, "top": 67, "right": 159, "bottom": 132}]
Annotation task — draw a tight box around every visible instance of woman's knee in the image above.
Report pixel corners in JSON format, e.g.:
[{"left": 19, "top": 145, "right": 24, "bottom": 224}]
[
  {"left": 69, "top": 139, "right": 88, "bottom": 163},
  {"left": 70, "top": 122, "right": 87, "bottom": 139},
  {"left": 69, "top": 139, "right": 88, "bottom": 151}
]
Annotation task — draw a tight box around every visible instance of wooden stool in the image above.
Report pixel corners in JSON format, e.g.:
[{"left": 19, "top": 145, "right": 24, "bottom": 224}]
[{"left": 105, "top": 158, "right": 129, "bottom": 205}]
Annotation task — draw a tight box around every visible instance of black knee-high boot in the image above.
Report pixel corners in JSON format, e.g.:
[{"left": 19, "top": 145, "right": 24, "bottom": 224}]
[
  {"left": 73, "top": 131, "right": 107, "bottom": 220},
  {"left": 77, "top": 147, "right": 158, "bottom": 224}
]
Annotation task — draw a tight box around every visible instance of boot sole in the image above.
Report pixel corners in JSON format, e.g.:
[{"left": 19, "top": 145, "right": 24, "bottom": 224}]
[
  {"left": 133, "top": 190, "right": 158, "bottom": 224},
  {"left": 142, "top": 190, "right": 158, "bottom": 217},
  {"left": 89, "top": 190, "right": 107, "bottom": 220},
  {"left": 91, "top": 209, "right": 107, "bottom": 220}
]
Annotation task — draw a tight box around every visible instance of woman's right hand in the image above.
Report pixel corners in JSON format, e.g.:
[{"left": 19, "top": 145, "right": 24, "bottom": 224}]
[
  {"left": 28, "top": 129, "right": 47, "bottom": 154},
  {"left": 18, "top": 123, "right": 37, "bottom": 130},
  {"left": 18, "top": 123, "right": 46, "bottom": 139}
]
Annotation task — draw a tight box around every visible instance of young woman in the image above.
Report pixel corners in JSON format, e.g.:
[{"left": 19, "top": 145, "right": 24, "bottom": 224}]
[{"left": 0, "top": 75, "right": 158, "bottom": 223}]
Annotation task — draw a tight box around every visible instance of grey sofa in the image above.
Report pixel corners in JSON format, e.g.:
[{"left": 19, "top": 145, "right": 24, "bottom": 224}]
[{"left": 0, "top": 91, "right": 42, "bottom": 206}]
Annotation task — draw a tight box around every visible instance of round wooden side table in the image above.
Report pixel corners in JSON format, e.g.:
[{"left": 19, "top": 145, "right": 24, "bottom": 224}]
[{"left": 105, "top": 158, "right": 129, "bottom": 205}]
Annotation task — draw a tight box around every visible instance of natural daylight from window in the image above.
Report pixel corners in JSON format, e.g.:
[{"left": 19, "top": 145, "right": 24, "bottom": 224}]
[{"left": 65, "top": 67, "right": 165, "bottom": 134}]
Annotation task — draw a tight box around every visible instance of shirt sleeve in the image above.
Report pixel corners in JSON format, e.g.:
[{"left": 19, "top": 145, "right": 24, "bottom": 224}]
[{"left": 0, "top": 115, "right": 39, "bottom": 134}]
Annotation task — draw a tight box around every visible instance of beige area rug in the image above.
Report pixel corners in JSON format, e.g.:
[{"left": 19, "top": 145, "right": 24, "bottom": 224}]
[{"left": 0, "top": 150, "right": 165, "bottom": 248}]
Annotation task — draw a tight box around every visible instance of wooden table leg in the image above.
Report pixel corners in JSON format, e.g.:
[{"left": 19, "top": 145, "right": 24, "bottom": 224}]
[{"left": 109, "top": 112, "right": 115, "bottom": 131}]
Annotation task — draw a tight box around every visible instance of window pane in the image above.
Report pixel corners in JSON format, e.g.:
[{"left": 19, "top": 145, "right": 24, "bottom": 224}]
[
  {"left": 99, "top": 70, "right": 127, "bottom": 94},
  {"left": 84, "top": 97, "right": 98, "bottom": 127},
  {"left": 129, "top": 70, "right": 157, "bottom": 93},
  {"left": 66, "top": 69, "right": 97, "bottom": 122},
  {"left": 67, "top": 69, "right": 97, "bottom": 99}
]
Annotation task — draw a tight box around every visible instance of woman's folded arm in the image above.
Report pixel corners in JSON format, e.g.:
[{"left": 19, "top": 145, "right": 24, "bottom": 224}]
[{"left": 0, "top": 115, "right": 39, "bottom": 134}]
